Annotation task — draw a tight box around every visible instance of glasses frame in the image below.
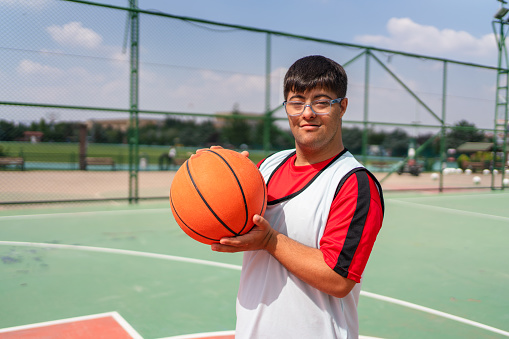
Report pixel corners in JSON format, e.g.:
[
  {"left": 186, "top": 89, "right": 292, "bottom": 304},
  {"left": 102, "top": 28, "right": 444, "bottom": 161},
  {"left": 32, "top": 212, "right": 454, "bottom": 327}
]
[{"left": 283, "top": 98, "right": 344, "bottom": 116}]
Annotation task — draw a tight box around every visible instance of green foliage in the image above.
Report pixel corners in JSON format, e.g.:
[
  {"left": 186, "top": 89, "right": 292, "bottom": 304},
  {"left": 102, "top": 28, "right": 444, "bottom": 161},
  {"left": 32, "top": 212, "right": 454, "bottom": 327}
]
[
  {"left": 382, "top": 128, "right": 410, "bottom": 157},
  {"left": 457, "top": 153, "right": 470, "bottom": 169},
  {"left": 221, "top": 105, "right": 252, "bottom": 147},
  {"left": 342, "top": 126, "right": 363, "bottom": 154},
  {"left": 446, "top": 120, "right": 485, "bottom": 149}
]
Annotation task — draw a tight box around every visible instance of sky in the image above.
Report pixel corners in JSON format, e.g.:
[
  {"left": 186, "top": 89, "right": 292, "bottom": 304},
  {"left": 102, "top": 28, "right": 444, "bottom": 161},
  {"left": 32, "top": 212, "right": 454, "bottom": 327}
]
[
  {"left": 98, "top": 0, "right": 502, "bottom": 67},
  {"left": 1, "top": 0, "right": 507, "bottom": 133}
]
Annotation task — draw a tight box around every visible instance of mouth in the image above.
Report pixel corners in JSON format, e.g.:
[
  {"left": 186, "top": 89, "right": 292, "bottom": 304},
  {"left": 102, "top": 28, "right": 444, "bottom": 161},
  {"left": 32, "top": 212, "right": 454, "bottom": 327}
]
[{"left": 300, "top": 123, "right": 320, "bottom": 130}]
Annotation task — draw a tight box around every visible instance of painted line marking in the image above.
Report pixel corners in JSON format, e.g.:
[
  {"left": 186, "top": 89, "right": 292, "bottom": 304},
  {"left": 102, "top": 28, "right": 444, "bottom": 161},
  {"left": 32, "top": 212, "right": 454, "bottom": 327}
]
[
  {"left": 0, "top": 241, "right": 241, "bottom": 271},
  {"left": 1, "top": 241, "right": 508, "bottom": 336},
  {"left": 158, "top": 330, "right": 235, "bottom": 339},
  {"left": 389, "top": 199, "right": 509, "bottom": 221},
  {"left": 0, "top": 207, "right": 170, "bottom": 221},
  {"left": 362, "top": 291, "right": 509, "bottom": 337},
  {"left": 157, "top": 331, "right": 382, "bottom": 339},
  {"left": 0, "top": 311, "right": 143, "bottom": 339}
]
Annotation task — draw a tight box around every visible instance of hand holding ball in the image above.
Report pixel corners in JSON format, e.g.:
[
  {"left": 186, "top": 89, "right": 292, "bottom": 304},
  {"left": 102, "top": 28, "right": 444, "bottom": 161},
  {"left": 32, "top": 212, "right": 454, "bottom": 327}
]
[{"left": 170, "top": 149, "right": 267, "bottom": 244}]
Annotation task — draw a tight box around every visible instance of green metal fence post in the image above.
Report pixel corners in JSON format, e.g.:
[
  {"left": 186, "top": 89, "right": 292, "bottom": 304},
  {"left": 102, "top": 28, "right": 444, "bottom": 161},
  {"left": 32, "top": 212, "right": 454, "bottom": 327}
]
[
  {"left": 263, "top": 33, "right": 272, "bottom": 153},
  {"left": 128, "top": 0, "right": 140, "bottom": 203},
  {"left": 439, "top": 61, "right": 448, "bottom": 192},
  {"left": 362, "top": 49, "right": 371, "bottom": 165},
  {"left": 492, "top": 17, "right": 509, "bottom": 190}
]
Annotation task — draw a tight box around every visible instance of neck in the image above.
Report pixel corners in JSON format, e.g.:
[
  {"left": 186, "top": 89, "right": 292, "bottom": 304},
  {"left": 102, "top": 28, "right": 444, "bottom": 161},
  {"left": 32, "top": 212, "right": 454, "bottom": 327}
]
[{"left": 294, "top": 143, "right": 344, "bottom": 166}]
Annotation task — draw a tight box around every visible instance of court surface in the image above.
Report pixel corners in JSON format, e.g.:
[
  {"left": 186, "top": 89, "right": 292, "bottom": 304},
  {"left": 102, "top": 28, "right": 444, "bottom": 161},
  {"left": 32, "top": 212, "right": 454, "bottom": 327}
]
[{"left": 1, "top": 190, "right": 508, "bottom": 338}]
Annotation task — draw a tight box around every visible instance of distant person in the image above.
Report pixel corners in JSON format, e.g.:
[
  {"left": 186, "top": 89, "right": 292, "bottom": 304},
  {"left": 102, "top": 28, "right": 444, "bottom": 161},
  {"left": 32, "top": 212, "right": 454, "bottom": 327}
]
[
  {"left": 211, "top": 55, "right": 385, "bottom": 338},
  {"left": 159, "top": 146, "right": 177, "bottom": 170}
]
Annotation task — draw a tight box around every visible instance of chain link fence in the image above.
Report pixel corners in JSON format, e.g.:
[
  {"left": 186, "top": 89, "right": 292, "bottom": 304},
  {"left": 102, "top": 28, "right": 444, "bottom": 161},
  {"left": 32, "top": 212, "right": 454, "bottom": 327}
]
[{"left": 1, "top": 0, "right": 507, "bottom": 205}]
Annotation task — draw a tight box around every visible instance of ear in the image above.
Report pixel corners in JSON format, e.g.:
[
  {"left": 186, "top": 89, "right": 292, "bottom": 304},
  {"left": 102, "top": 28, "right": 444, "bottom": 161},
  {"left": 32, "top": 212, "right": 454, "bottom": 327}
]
[{"left": 339, "top": 98, "right": 348, "bottom": 118}]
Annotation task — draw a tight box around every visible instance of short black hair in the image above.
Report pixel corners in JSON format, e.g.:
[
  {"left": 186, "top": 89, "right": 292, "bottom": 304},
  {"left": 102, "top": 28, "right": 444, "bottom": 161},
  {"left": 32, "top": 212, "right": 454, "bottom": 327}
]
[{"left": 284, "top": 55, "right": 347, "bottom": 99}]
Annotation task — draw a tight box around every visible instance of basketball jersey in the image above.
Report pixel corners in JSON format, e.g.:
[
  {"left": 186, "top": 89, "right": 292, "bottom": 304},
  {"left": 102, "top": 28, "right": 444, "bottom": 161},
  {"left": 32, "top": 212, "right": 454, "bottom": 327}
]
[{"left": 235, "top": 149, "right": 381, "bottom": 339}]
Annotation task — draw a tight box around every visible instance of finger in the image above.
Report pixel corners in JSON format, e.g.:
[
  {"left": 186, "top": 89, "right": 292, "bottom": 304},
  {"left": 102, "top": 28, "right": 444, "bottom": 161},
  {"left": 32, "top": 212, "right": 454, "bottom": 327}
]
[
  {"left": 211, "top": 242, "right": 242, "bottom": 253},
  {"left": 240, "top": 150, "right": 250, "bottom": 158},
  {"left": 253, "top": 214, "right": 268, "bottom": 227},
  {"left": 210, "top": 145, "right": 224, "bottom": 150}
]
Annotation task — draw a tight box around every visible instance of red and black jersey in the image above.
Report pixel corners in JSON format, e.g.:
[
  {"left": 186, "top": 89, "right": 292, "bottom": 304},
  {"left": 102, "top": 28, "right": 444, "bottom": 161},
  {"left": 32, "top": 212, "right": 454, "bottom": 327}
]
[{"left": 258, "top": 150, "right": 384, "bottom": 283}]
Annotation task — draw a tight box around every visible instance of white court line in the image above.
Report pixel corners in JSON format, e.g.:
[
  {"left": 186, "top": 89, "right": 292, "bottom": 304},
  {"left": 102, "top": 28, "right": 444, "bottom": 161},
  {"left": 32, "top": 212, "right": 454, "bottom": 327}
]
[
  {"left": 0, "top": 311, "right": 143, "bottom": 339},
  {"left": 362, "top": 291, "right": 509, "bottom": 337},
  {"left": 158, "top": 330, "right": 235, "bottom": 339},
  {"left": 1, "top": 241, "right": 508, "bottom": 337},
  {"left": 0, "top": 207, "right": 170, "bottom": 221},
  {"left": 0, "top": 241, "right": 242, "bottom": 271},
  {"left": 389, "top": 199, "right": 509, "bottom": 222},
  {"left": 157, "top": 331, "right": 382, "bottom": 339},
  {"left": 387, "top": 191, "right": 509, "bottom": 201}
]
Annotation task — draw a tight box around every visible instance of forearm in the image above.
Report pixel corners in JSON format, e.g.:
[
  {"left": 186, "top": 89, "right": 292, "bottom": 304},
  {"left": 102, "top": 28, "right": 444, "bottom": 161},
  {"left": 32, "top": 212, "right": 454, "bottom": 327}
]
[
  {"left": 212, "top": 215, "right": 356, "bottom": 298},
  {"left": 266, "top": 229, "right": 356, "bottom": 298}
]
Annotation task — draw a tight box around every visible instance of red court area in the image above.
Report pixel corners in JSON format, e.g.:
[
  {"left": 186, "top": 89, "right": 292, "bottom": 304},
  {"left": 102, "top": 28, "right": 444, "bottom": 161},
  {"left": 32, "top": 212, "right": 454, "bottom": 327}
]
[{"left": 0, "top": 313, "right": 140, "bottom": 339}]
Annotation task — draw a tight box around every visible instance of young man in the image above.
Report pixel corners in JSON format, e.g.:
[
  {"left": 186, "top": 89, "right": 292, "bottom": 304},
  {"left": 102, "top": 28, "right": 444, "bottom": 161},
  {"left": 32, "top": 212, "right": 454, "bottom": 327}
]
[{"left": 212, "top": 55, "right": 384, "bottom": 338}]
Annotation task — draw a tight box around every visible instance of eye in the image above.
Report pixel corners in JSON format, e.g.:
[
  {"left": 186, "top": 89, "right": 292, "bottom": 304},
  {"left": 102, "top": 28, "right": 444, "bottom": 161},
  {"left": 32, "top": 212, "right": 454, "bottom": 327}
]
[
  {"left": 313, "top": 100, "right": 330, "bottom": 109},
  {"left": 288, "top": 101, "right": 305, "bottom": 108}
]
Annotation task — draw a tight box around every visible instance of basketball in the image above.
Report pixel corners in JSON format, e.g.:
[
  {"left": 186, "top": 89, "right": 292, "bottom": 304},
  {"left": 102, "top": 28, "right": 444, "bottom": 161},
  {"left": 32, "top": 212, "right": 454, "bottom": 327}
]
[{"left": 169, "top": 148, "right": 267, "bottom": 245}]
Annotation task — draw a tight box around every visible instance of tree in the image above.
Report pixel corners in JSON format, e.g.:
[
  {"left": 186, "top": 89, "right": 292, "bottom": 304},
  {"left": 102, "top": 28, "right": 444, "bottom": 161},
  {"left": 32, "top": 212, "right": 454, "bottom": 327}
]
[
  {"left": 342, "top": 126, "right": 363, "bottom": 154},
  {"left": 221, "top": 104, "right": 252, "bottom": 147},
  {"left": 446, "top": 120, "right": 485, "bottom": 149},
  {"left": 382, "top": 128, "right": 409, "bottom": 157}
]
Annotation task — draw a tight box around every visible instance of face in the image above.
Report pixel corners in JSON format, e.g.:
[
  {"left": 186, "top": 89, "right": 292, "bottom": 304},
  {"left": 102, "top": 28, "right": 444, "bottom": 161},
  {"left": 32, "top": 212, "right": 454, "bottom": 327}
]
[{"left": 286, "top": 87, "right": 348, "bottom": 160}]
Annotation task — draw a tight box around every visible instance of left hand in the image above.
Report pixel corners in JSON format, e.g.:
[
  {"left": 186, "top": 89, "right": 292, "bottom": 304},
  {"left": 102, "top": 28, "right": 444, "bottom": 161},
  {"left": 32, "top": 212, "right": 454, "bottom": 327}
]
[{"left": 211, "top": 214, "right": 275, "bottom": 253}]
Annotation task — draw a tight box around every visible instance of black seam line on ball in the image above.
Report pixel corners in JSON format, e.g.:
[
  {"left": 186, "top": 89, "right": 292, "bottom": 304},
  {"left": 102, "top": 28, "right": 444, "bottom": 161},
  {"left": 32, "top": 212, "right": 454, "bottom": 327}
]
[
  {"left": 170, "top": 191, "right": 220, "bottom": 242},
  {"left": 186, "top": 155, "right": 240, "bottom": 236},
  {"left": 206, "top": 149, "right": 250, "bottom": 234}
]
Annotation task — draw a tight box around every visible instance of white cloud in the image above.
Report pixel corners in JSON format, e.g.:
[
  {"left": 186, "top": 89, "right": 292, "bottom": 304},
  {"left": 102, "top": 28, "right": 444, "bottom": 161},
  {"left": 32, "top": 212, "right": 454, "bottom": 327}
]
[
  {"left": 17, "top": 59, "right": 63, "bottom": 76},
  {"left": 46, "top": 21, "right": 103, "bottom": 49},
  {"left": 355, "top": 18, "right": 496, "bottom": 62}
]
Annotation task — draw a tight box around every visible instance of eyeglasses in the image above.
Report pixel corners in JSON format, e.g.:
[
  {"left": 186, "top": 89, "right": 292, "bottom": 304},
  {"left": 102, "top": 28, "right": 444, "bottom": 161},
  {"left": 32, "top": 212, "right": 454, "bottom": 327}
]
[{"left": 283, "top": 98, "right": 344, "bottom": 116}]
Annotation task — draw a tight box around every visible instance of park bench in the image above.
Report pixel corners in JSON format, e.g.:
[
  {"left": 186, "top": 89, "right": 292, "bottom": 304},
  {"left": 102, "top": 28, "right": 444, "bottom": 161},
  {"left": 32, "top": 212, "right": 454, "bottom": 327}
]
[
  {"left": 85, "top": 157, "right": 115, "bottom": 170},
  {"left": 0, "top": 157, "right": 25, "bottom": 170}
]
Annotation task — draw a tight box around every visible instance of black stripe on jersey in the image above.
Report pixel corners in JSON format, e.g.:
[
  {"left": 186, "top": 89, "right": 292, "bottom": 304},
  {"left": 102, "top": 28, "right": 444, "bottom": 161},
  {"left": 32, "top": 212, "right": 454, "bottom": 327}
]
[
  {"left": 267, "top": 148, "right": 349, "bottom": 206},
  {"left": 333, "top": 170, "right": 371, "bottom": 278},
  {"left": 334, "top": 168, "right": 384, "bottom": 215}
]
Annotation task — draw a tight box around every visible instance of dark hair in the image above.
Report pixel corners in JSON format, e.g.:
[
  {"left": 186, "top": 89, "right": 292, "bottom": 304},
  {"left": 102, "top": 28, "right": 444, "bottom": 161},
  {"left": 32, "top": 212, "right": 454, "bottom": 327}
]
[{"left": 284, "top": 55, "right": 347, "bottom": 99}]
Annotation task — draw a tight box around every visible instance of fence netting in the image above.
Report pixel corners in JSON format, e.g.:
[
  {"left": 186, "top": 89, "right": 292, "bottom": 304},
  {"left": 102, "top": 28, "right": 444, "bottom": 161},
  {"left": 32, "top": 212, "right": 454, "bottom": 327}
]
[{"left": 1, "top": 0, "right": 507, "bottom": 205}]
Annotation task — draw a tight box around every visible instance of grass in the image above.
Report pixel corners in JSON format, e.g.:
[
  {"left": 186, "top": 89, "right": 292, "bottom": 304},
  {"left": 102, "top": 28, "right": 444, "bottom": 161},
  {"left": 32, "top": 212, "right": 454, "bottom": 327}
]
[{"left": 0, "top": 141, "right": 269, "bottom": 165}]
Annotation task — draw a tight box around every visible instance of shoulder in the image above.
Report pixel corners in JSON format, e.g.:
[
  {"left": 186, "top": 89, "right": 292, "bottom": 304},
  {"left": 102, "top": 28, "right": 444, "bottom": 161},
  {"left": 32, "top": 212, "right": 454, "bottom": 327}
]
[{"left": 335, "top": 169, "right": 384, "bottom": 212}]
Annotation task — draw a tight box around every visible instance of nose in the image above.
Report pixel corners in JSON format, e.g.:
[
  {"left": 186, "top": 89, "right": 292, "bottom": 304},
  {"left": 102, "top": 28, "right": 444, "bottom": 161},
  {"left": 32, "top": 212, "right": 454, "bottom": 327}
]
[{"left": 302, "top": 104, "right": 316, "bottom": 118}]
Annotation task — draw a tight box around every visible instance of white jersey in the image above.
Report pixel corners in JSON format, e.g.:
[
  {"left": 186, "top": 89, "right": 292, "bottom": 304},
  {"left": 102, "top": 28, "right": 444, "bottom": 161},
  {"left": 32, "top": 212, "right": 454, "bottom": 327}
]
[{"left": 236, "top": 149, "right": 365, "bottom": 339}]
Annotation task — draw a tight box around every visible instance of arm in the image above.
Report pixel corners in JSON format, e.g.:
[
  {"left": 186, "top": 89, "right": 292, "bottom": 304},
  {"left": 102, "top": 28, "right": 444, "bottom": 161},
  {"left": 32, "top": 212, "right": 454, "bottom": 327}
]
[{"left": 211, "top": 214, "right": 357, "bottom": 298}]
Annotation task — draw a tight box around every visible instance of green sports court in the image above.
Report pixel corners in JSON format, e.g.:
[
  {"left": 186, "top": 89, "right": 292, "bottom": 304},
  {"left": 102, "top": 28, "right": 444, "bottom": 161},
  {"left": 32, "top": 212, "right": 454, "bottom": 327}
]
[
  {"left": 2, "top": 1, "right": 509, "bottom": 338},
  {"left": 1, "top": 189, "right": 508, "bottom": 338}
]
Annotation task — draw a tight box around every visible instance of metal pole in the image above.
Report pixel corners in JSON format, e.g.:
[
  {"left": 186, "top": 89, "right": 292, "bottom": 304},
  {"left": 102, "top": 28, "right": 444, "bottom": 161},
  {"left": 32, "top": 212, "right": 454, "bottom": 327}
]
[
  {"left": 439, "top": 61, "right": 448, "bottom": 192},
  {"left": 362, "top": 49, "right": 371, "bottom": 164},
  {"left": 263, "top": 33, "right": 272, "bottom": 153},
  {"left": 492, "top": 17, "right": 509, "bottom": 190},
  {"left": 128, "top": 0, "right": 139, "bottom": 203}
]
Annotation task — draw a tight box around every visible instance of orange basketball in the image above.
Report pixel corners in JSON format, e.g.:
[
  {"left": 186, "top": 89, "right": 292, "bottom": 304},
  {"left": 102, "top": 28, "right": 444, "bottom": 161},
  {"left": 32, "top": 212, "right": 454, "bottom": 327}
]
[{"left": 169, "top": 149, "right": 267, "bottom": 245}]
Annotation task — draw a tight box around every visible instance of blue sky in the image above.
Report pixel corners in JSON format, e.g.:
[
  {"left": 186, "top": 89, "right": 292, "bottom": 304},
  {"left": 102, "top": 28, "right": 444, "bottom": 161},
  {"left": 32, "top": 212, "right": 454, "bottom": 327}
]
[
  {"left": 0, "top": 0, "right": 506, "bottom": 131},
  {"left": 99, "top": 0, "right": 502, "bottom": 66}
]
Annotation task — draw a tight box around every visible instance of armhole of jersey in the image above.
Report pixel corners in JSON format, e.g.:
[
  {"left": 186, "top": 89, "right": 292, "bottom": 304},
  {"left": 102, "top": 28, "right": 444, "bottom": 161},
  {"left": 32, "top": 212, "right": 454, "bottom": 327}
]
[
  {"left": 257, "top": 151, "right": 279, "bottom": 169},
  {"left": 265, "top": 151, "right": 296, "bottom": 186},
  {"left": 267, "top": 148, "right": 349, "bottom": 206},
  {"left": 334, "top": 167, "right": 385, "bottom": 215}
]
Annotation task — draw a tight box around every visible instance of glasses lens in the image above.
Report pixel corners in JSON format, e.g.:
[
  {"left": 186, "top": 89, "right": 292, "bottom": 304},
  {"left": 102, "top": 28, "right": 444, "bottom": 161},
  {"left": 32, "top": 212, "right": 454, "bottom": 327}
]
[
  {"left": 284, "top": 99, "right": 335, "bottom": 116},
  {"left": 285, "top": 101, "right": 305, "bottom": 116},
  {"left": 311, "top": 100, "right": 331, "bottom": 114}
]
